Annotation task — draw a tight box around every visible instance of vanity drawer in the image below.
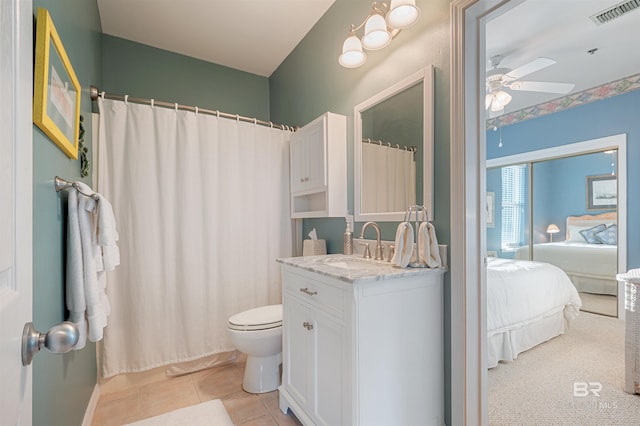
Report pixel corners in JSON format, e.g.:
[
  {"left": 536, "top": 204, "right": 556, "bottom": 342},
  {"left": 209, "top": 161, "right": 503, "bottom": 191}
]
[{"left": 284, "top": 272, "right": 345, "bottom": 319}]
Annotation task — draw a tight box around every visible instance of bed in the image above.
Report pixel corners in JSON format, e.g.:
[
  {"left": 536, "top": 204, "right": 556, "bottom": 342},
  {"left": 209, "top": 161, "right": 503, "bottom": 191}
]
[
  {"left": 487, "top": 257, "right": 582, "bottom": 368},
  {"left": 514, "top": 212, "right": 618, "bottom": 295}
]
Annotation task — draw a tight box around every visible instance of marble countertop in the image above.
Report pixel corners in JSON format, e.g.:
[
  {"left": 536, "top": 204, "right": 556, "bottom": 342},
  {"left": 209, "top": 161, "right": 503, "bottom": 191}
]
[{"left": 277, "top": 254, "right": 447, "bottom": 284}]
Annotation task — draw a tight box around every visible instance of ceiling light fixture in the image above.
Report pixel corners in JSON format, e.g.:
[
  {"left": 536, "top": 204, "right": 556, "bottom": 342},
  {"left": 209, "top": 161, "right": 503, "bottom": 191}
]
[
  {"left": 486, "top": 89, "right": 512, "bottom": 113},
  {"left": 485, "top": 70, "right": 512, "bottom": 114},
  {"left": 338, "top": 1, "right": 420, "bottom": 68}
]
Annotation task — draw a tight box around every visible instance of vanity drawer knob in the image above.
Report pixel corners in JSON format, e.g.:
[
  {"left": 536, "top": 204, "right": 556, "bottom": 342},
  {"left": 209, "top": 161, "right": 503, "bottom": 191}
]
[
  {"left": 303, "top": 321, "right": 314, "bottom": 330},
  {"left": 299, "top": 288, "right": 317, "bottom": 296}
]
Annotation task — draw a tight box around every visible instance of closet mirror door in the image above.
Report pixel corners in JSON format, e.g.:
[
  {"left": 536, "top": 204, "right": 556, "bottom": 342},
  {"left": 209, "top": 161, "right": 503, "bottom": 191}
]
[
  {"left": 354, "top": 66, "right": 434, "bottom": 222},
  {"left": 487, "top": 149, "right": 619, "bottom": 317},
  {"left": 531, "top": 151, "right": 618, "bottom": 317}
]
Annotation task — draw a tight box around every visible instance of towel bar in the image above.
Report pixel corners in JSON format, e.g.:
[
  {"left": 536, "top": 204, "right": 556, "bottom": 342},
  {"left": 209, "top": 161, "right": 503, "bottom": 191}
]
[{"left": 54, "top": 176, "right": 99, "bottom": 200}]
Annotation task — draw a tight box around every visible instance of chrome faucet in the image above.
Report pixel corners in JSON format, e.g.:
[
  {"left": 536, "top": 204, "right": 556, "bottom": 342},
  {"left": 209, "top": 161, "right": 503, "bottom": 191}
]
[{"left": 359, "top": 221, "right": 384, "bottom": 261}]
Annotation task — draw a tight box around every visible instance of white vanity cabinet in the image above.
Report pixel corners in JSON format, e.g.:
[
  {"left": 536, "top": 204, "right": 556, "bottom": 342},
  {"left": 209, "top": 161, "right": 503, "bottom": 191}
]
[
  {"left": 290, "top": 112, "right": 346, "bottom": 218},
  {"left": 278, "top": 256, "right": 446, "bottom": 426}
]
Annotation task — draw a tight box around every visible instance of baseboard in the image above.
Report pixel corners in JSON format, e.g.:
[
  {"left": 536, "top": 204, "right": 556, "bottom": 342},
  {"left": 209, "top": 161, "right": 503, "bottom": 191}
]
[{"left": 82, "top": 384, "right": 101, "bottom": 426}]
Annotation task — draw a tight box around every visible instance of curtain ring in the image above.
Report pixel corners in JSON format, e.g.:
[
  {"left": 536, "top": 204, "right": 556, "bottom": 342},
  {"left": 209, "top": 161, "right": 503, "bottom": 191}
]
[
  {"left": 215, "top": 110, "right": 220, "bottom": 118},
  {"left": 396, "top": 144, "right": 400, "bottom": 149},
  {"left": 236, "top": 114, "right": 240, "bottom": 121},
  {"left": 195, "top": 106, "right": 199, "bottom": 115},
  {"left": 100, "top": 91, "right": 105, "bottom": 100},
  {"left": 124, "top": 95, "right": 128, "bottom": 104},
  {"left": 378, "top": 140, "right": 382, "bottom": 146},
  {"left": 150, "top": 99, "right": 154, "bottom": 108},
  {"left": 269, "top": 121, "right": 273, "bottom": 128},
  {"left": 253, "top": 118, "right": 257, "bottom": 125}
]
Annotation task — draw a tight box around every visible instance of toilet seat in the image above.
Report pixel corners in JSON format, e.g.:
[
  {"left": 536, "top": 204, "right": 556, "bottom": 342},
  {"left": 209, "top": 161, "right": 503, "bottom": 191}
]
[{"left": 228, "top": 304, "right": 282, "bottom": 331}]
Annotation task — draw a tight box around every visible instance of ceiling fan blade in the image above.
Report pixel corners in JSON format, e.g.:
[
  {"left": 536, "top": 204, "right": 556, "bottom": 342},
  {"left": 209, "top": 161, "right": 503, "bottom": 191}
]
[
  {"left": 505, "top": 57, "right": 555, "bottom": 80},
  {"left": 509, "top": 80, "right": 575, "bottom": 94}
]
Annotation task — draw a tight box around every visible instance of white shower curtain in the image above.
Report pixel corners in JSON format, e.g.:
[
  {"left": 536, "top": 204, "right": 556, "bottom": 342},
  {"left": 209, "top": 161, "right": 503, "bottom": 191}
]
[
  {"left": 96, "top": 98, "right": 292, "bottom": 377},
  {"left": 361, "top": 142, "right": 416, "bottom": 213}
]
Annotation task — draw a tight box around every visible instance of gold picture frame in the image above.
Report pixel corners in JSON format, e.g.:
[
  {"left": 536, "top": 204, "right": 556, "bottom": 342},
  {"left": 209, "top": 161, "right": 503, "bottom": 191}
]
[{"left": 33, "top": 8, "right": 81, "bottom": 159}]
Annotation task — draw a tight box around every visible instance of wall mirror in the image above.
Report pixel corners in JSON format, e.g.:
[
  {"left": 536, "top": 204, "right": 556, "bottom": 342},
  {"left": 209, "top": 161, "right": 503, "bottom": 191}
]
[{"left": 354, "top": 65, "right": 434, "bottom": 222}]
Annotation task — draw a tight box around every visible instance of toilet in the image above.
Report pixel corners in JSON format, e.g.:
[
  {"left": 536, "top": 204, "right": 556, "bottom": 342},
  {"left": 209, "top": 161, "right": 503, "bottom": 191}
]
[{"left": 228, "top": 304, "right": 283, "bottom": 394}]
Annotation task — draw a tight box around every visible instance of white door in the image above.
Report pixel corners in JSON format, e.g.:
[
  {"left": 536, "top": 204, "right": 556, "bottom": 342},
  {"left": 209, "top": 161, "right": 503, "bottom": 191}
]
[{"left": 0, "top": 0, "right": 34, "bottom": 424}]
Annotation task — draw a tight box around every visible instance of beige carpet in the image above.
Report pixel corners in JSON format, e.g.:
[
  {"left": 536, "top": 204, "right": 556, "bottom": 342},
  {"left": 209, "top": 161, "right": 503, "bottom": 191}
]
[
  {"left": 488, "top": 312, "right": 640, "bottom": 425},
  {"left": 123, "top": 400, "right": 233, "bottom": 426}
]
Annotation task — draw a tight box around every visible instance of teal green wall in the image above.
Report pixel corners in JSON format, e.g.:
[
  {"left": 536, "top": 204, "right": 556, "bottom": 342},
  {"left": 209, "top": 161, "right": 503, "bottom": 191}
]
[
  {"left": 32, "top": 1, "right": 102, "bottom": 425},
  {"left": 268, "top": 0, "right": 452, "bottom": 421},
  {"left": 30, "top": 1, "right": 453, "bottom": 423},
  {"left": 101, "top": 35, "right": 271, "bottom": 120}
]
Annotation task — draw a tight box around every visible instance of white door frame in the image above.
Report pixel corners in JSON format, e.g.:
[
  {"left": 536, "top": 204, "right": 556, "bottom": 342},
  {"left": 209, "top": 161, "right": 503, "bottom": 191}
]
[{"left": 450, "top": 0, "right": 507, "bottom": 424}]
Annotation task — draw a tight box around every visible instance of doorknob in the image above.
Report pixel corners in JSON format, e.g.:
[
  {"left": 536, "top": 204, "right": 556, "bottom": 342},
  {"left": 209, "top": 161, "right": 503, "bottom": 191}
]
[{"left": 21, "top": 321, "right": 79, "bottom": 366}]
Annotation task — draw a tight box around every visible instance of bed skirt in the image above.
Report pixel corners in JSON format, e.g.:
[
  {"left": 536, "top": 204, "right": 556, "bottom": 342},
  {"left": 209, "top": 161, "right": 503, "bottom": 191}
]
[
  {"left": 568, "top": 274, "right": 617, "bottom": 296},
  {"left": 487, "top": 309, "right": 566, "bottom": 368}
]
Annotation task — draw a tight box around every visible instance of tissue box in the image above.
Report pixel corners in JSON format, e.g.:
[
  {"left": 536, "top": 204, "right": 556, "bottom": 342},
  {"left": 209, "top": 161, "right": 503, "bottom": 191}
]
[{"left": 303, "top": 239, "right": 327, "bottom": 256}]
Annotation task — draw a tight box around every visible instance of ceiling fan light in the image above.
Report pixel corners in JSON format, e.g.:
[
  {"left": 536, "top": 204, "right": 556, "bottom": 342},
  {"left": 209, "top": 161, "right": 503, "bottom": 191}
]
[
  {"left": 386, "top": 0, "right": 420, "bottom": 29},
  {"left": 490, "top": 90, "right": 512, "bottom": 111},
  {"left": 362, "top": 14, "right": 391, "bottom": 50},
  {"left": 339, "top": 35, "right": 367, "bottom": 68}
]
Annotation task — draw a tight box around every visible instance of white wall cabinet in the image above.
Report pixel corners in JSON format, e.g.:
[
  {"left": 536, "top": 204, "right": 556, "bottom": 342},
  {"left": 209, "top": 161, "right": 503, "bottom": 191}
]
[
  {"left": 278, "top": 261, "right": 445, "bottom": 426},
  {"left": 290, "top": 112, "right": 346, "bottom": 218}
]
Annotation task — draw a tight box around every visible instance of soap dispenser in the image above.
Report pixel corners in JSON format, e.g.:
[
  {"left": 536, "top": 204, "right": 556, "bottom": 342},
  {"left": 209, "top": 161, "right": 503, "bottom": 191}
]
[{"left": 344, "top": 214, "right": 354, "bottom": 255}]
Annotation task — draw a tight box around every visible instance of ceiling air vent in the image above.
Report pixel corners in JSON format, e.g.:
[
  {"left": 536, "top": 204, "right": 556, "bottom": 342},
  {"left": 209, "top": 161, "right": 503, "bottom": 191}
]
[{"left": 590, "top": 0, "right": 640, "bottom": 25}]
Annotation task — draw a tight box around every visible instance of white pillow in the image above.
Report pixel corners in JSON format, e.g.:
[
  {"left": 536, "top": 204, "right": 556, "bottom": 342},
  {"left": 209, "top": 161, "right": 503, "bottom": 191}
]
[{"left": 567, "top": 224, "right": 606, "bottom": 242}]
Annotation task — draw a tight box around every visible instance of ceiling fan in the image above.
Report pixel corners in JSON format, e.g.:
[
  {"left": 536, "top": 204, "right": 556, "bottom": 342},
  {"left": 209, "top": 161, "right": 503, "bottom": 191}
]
[{"left": 485, "top": 54, "right": 575, "bottom": 114}]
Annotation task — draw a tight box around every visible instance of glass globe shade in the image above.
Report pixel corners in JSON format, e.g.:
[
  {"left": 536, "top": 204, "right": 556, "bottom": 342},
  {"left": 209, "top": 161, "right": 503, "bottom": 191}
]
[
  {"left": 386, "top": 0, "right": 420, "bottom": 29},
  {"left": 339, "top": 35, "right": 367, "bottom": 68},
  {"left": 362, "top": 14, "right": 391, "bottom": 50}
]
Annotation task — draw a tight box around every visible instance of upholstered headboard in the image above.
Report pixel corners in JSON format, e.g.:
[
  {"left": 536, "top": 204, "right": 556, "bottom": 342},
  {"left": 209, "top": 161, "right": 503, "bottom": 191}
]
[{"left": 565, "top": 212, "right": 617, "bottom": 240}]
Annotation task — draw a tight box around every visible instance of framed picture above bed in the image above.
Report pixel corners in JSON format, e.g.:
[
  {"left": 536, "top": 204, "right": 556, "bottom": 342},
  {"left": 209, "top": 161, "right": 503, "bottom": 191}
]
[{"left": 587, "top": 175, "right": 617, "bottom": 210}]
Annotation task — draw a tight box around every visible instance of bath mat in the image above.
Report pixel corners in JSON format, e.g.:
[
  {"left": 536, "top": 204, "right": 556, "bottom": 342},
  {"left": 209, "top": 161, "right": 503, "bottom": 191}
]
[{"left": 123, "top": 399, "right": 233, "bottom": 426}]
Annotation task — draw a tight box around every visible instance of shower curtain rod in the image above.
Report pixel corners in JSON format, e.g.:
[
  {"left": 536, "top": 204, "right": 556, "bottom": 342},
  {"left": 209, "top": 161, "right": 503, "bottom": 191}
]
[
  {"left": 362, "top": 138, "right": 417, "bottom": 153},
  {"left": 89, "top": 85, "right": 297, "bottom": 132}
]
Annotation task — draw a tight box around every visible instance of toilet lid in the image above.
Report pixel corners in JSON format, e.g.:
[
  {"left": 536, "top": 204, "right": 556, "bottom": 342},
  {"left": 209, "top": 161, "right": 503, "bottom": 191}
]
[{"left": 228, "top": 304, "right": 282, "bottom": 331}]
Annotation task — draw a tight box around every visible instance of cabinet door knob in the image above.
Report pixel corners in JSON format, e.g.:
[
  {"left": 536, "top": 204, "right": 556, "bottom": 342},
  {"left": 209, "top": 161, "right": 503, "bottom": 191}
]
[
  {"left": 299, "top": 287, "right": 317, "bottom": 296},
  {"left": 303, "top": 321, "right": 314, "bottom": 330}
]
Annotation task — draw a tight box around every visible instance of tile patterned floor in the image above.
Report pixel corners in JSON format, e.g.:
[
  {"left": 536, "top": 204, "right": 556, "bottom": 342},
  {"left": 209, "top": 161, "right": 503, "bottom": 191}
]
[{"left": 92, "top": 357, "right": 301, "bottom": 426}]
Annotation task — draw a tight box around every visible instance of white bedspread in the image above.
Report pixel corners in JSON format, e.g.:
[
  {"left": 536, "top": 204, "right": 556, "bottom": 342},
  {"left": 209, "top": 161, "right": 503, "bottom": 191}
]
[{"left": 487, "top": 257, "right": 582, "bottom": 336}]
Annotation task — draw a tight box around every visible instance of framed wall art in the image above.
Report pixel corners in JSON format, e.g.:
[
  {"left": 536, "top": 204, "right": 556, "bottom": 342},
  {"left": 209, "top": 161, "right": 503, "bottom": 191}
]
[
  {"left": 486, "top": 192, "right": 495, "bottom": 227},
  {"left": 587, "top": 174, "right": 617, "bottom": 210},
  {"left": 33, "top": 8, "right": 81, "bottom": 159}
]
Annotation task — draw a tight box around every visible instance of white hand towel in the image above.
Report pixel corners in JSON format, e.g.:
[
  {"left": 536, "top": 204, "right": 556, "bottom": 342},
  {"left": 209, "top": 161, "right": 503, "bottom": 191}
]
[
  {"left": 78, "top": 191, "right": 108, "bottom": 342},
  {"left": 391, "top": 222, "right": 414, "bottom": 268},
  {"left": 66, "top": 182, "right": 116, "bottom": 347},
  {"left": 96, "top": 194, "right": 120, "bottom": 271},
  {"left": 418, "top": 222, "right": 442, "bottom": 268},
  {"left": 66, "top": 189, "right": 87, "bottom": 350}
]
